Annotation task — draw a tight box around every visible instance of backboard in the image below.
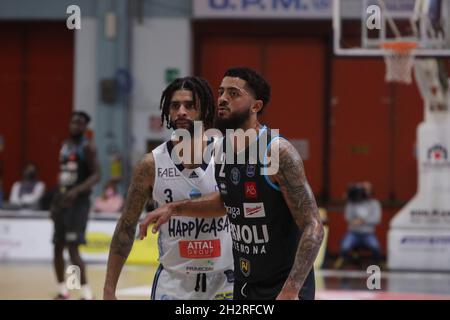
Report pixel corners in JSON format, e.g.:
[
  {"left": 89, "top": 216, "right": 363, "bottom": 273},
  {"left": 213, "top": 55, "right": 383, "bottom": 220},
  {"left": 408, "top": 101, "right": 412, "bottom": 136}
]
[{"left": 333, "top": 0, "right": 450, "bottom": 57}]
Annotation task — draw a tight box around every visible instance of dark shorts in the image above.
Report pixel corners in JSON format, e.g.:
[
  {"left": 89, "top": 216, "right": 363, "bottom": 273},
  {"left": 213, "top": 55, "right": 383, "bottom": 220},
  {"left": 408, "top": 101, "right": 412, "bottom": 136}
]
[
  {"left": 233, "top": 268, "right": 315, "bottom": 300},
  {"left": 51, "top": 193, "right": 91, "bottom": 245}
]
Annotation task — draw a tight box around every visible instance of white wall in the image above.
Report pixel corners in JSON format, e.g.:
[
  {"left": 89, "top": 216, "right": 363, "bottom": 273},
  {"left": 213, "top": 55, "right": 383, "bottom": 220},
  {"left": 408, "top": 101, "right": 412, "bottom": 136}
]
[
  {"left": 131, "top": 18, "right": 191, "bottom": 164},
  {"left": 73, "top": 17, "right": 97, "bottom": 125}
]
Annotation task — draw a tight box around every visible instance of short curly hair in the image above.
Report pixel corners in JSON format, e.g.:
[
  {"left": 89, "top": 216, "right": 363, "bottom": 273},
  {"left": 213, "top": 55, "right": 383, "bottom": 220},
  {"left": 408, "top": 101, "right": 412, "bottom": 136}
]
[{"left": 224, "top": 67, "right": 271, "bottom": 114}]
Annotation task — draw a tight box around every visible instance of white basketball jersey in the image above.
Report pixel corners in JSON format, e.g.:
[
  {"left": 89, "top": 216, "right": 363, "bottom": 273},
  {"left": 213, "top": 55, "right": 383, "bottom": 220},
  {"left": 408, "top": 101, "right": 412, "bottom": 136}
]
[{"left": 152, "top": 140, "right": 233, "bottom": 274}]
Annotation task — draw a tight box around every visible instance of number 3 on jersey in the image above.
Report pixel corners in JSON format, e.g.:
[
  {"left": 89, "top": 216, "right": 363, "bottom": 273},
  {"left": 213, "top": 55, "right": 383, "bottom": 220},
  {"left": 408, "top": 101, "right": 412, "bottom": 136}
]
[{"left": 164, "top": 188, "right": 173, "bottom": 203}]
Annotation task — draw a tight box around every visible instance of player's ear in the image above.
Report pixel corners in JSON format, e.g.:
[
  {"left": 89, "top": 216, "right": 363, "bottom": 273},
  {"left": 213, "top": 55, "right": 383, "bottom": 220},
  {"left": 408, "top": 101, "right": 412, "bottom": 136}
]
[{"left": 252, "top": 100, "right": 263, "bottom": 114}]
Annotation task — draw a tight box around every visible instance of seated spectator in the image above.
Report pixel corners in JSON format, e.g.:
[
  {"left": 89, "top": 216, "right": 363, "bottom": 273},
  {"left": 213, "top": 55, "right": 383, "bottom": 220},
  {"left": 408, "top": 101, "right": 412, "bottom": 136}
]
[
  {"left": 93, "top": 180, "right": 124, "bottom": 213},
  {"left": 334, "top": 181, "right": 382, "bottom": 269},
  {"left": 9, "top": 163, "right": 45, "bottom": 210}
]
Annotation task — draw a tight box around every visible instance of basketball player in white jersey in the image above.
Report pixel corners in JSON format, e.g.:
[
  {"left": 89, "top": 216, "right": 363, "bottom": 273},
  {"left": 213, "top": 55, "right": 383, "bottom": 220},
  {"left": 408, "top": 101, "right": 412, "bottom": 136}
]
[{"left": 103, "top": 77, "right": 233, "bottom": 300}]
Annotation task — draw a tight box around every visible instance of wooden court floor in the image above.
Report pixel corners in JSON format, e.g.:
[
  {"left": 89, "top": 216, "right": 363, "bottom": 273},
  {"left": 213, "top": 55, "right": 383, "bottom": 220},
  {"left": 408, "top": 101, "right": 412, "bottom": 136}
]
[
  {"left": 2, "top": 263, "right": 450, "bottom": 300},
  {"left": 0, "top": 262, "right": 157, "bottom": 300}
]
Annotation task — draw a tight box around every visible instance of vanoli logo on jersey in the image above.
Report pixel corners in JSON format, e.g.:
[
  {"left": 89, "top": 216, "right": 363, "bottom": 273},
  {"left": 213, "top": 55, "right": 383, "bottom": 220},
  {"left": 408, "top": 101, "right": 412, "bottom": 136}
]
[
  {"left": 168, "top": 217, "right": 230, "bottom": 239},
  {"left": 243, "top": 202, "right": 265, "bottom": 218},
  {"left": 230, "top": 223, "right": 269, "bottom": 255}
]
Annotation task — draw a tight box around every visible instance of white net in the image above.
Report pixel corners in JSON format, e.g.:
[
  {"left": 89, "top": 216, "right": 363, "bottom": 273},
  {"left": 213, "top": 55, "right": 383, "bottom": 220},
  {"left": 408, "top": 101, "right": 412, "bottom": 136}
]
[{"left": 382, "top": 41, "right": 417, "bottom": 84}]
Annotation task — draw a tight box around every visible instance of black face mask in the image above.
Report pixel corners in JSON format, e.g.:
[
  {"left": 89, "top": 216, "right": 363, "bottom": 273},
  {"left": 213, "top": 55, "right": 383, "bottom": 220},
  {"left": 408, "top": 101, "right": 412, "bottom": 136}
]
[
  {"left": 214, "top": 106, "right": 251, "bottom": 134},
  {"left": 71, "top": 132, "right": 85, "bottom": 142},
  {"left": 23, "top": 170, "right": 36, "bottom": 181}
]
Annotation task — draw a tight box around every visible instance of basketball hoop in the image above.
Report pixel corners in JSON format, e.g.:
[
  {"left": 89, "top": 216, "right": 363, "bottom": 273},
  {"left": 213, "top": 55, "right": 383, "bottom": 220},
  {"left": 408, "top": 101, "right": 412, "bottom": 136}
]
[{"left": 381, "top": 41, "right": 418, "bottom": 84}]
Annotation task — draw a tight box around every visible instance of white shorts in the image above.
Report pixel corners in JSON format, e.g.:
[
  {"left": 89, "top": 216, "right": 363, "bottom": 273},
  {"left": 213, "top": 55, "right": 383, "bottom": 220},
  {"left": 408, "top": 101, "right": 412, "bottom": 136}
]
[{"left": 151, "top": 264, "right": 234, "bottom": 300}]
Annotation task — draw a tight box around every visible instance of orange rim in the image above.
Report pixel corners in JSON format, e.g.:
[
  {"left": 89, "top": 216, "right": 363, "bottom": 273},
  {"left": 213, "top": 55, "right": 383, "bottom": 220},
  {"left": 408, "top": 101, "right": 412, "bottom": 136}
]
[{"left": 381, "top": 41, "right": 417, "bottom": 53}]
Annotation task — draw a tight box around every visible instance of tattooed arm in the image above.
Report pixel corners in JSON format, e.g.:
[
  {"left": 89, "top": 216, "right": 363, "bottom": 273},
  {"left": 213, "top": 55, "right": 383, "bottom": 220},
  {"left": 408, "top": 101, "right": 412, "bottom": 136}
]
[
  {"left": 103, "top": 153, "right": 155, "bottom": 299},
  {"left": 270, "top": 139, "right": 324, "bottom": 300}
]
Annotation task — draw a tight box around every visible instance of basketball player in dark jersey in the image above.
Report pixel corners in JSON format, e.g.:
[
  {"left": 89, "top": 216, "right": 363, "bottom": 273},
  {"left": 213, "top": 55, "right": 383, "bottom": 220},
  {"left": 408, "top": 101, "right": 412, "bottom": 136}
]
[
  {"left": 51, "top": 111, "right": 100, "bottom": 299},
  {"left": 140, "top": 67, "right": 324, "bottom": 300}
]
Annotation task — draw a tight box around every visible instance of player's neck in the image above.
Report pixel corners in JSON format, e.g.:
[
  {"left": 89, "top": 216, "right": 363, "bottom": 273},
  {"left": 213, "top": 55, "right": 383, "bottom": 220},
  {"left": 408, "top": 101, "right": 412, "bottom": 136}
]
[
  {"left": 240, "top": 118, "right": 263, "bottom": 131},
  {"left": 172, "top": 133, "right": 206, "bottom": 169},
  {"left": 232, "top": 120, "right": 264, "bottom": 153}
]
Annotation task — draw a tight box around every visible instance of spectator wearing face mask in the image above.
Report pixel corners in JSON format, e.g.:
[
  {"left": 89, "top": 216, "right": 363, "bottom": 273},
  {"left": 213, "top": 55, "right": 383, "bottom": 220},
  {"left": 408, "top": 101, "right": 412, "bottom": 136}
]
[
  {"left": 9, "top": 163, "right": 46, "bottom": 210},
  {"left": 334, "top": 181, "right": 382, "bottom": 269},
  {"left": 93, "top": 180, "right": 124, "bottom": 213}
]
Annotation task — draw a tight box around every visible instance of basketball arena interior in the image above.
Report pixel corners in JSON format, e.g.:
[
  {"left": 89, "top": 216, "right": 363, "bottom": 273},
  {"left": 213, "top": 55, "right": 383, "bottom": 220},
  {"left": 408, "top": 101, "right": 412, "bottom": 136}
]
[{"left": 1, "top": 0, "right": 450, "bottom": 300}]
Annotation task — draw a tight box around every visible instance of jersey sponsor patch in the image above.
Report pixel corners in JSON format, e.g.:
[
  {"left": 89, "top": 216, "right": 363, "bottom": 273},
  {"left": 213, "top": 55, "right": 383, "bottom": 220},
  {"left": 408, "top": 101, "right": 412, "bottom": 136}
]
[
  {"left": 168, "top": 217, "right": 230, "bottom": 239},
  {"left": 243, "top": 202, "right": 266, "bottom": 218},
  {"left": 225, "top": 205, "right": 241, "bottom": 218},
  {"left": 179, "top": 239, "right": 221, "bottom": 259},
  {"left": 230, "top": 167, "right": 241, "bottom": 185},
  {"left": 189, "top": 188, "right": 201, "bottom": 199},
  {"left": 244, "top": 182, "right": 258, "bottom": 199},
  {"left": 246, "top": 164, "right": 256, "bottom": 178},
  {"left": 239, "top": 258, "right": 251, "bottom": 277},
  {"left": 186, "top": 265, "right": 214, "bottom": 272},
  {"left": 157, "top": 167, "right": 181, "bottom": 178},
  {"left": 58, "top": 149, "right": 79, "bottom": 187},
  {"left": 219, "top": 182, "right": 228, "bottom": 195}
]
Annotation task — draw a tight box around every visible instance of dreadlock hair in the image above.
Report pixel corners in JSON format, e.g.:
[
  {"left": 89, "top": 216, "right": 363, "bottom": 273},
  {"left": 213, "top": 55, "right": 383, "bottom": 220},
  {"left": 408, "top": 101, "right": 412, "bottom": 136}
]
[
  {"left": 224, "top": 67, "right": 271, "bottom": 114},
  {"left": 160, "top": 76, "right": 215, "bottom": 130}
]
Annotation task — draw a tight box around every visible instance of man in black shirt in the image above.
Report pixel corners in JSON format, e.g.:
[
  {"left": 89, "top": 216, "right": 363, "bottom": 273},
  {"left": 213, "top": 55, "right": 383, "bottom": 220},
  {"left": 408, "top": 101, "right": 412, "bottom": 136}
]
[
  {"left": 140, "top": 68, "right": 323, "bottom": 300},
  {"left": 51, "top": 111, "right": 100, "bottom": 299}
]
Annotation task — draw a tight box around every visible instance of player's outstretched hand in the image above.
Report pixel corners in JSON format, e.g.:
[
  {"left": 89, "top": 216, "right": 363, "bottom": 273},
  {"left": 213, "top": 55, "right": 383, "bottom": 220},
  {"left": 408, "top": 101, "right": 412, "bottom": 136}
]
[{"left": 139, "top": 204, "right": 177, "bottom": 240}]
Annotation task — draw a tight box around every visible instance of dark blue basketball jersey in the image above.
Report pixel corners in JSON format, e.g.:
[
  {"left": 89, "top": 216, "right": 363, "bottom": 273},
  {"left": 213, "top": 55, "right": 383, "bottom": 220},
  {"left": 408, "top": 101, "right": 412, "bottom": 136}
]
[{"left": 215, "top": 127, "right": 301, "bottom": 283}]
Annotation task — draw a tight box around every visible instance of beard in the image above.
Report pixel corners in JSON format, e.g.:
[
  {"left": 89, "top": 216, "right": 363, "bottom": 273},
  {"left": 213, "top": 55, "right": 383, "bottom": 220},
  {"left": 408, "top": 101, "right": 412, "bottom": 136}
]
[
  {"left": 170, "top": 119, "right": 195, "bottom": 135},
  {"left": 214, "top": 106, "right": 251, "bottom": 134}
]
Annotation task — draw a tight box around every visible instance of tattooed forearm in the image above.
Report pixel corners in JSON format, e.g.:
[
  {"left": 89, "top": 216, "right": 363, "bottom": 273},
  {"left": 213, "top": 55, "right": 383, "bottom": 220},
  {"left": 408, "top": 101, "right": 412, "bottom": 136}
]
[
  {"left": 274, "top": 139, "right": 324, "bottom": 295},
  {"left": 110, "top": 214, "right": 140, "bottom": 258},
  {"left": 283, "top": 220, "right": 323, "bottom": 293},
  {"left": 104, "top": 154, "right": 155, "bottom": 297},
  {"left": 110, "top": 179, "right": 151, "bottom": 258}
]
